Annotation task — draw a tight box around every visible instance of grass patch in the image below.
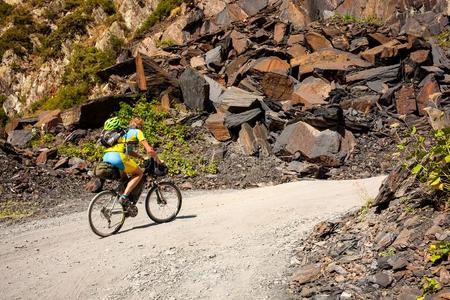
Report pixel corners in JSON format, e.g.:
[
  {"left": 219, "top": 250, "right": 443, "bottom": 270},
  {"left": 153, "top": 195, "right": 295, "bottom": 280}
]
[
  {"left": 435, "top": 30, "right": 450, "bottom": 48},
  {"left": 0, "top": 200, "right": 36, "bottom": 220},
  {"left": 0, "top": 95, "right": 7, "bottom": 127},
  {"left": 332, "top": 13, "right": 384, "bottom": 26}
]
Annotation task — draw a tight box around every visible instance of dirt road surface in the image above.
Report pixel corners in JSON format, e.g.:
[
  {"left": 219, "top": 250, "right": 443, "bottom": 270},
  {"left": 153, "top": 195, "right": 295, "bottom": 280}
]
[{"left": 0, "top": 176, "right": 385, "bottom": 300}]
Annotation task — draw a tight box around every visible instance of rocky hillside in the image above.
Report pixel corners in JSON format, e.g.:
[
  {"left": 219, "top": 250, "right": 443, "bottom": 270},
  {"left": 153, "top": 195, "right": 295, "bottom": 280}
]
[{"left": 1, "top": 0, "right": 450, "bottom": 218}]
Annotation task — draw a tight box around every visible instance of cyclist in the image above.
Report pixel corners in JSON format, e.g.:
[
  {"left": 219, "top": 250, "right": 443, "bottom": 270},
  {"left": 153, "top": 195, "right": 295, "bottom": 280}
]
[{"left": 103, "top": 117, "right": 163, "bottom": 207}]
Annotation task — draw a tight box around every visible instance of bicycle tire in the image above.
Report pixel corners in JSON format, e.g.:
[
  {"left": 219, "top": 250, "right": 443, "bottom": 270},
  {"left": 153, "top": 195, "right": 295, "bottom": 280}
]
[
  {"left": 88, "top": 190, "right": 125, "bottom": 237},
  {"left": 145, "top": 182, "right": 182, "bottom": 223}
]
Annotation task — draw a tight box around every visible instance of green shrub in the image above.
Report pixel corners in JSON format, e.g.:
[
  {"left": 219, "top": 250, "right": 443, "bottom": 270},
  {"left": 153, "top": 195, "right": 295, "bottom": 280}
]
[
  {"left": 41, "top": 82, "right": 90, "bottom": 110},
  {"left": 0, "top": 26, "right": 33, "bottom": 58},
  {"left": 396, "top": 127, "right": 450, "bottom": 196},
  {"left": 155, "top": 38, "right": 176, "bottom": 48},
  {"left": 418, "top": 277, "right": 441, "bottom": 299},
  {"left": 435, "top": 30, "right": 450, "bottom": 48},
  {"left": 379, "top": 247, "right": 396, "bottom": 257},
  {"left": 135, "top": 0, "right": 192, "bottom": 37},
  {"left": 31, "top": 133, "right": 55, "bottom": 148},
  {"left": 429, "top": 241, "right": 450, "bottom": 264},
  {"left": 0, "top": 95, "right": 7, "bottom": 127},
  {"left": 41, "top": 10, "right": 91, "bottom": 57},
  {"left": 57, "top": 140, "right": 104, "bottom": 162},
  {"left": 332, "top": 13, "right": 384, "bottom": 26},
  {"left": 0, "top": 0, "right": 13, "bottom": 25}
]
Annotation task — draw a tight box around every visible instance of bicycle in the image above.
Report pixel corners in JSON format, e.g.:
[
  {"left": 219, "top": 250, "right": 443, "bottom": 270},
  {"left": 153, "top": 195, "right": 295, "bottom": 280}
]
[{"left": 88, "top": 160, "right": 182, "bottom": 237}]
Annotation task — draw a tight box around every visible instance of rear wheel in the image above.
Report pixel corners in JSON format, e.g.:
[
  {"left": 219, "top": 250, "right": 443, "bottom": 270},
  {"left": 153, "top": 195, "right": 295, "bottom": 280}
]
[
  {"left": 88, "top": 191, "right": 125, "bottom": 237},
  {"left": 145, "top": 182, "right": 182, "bottom": 223}
]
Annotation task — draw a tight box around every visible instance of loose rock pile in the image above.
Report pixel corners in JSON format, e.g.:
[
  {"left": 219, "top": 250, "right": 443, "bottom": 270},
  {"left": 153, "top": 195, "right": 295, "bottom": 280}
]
[{"left": 288, "top": 172, "right": 450, "bottom": 299}]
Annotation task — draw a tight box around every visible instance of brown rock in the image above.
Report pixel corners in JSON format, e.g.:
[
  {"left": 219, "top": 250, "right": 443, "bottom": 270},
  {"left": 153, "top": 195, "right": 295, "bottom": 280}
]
[
  {"left": 36, "top": 150, "right": 48, "bottom": 166},
  {"left": 349, "top": 37, "right": 369, "bottom": 52},
  {"left": 340, "top": 130, "right": 356, "bottom": 160},
  {"left": 395, "top": 85, "right": 417, "bottom": 115},
  {"left": 361, "top": 40, "right": 406, "bottom": 64},
  {"left": 160, "top": 93, "right": 171, "bottom": 112},
  {"left": 369, "top": 33, "right": 392, "bottom": 45},
  {"left": 291, "top": 76, "right": 332, "bottom": 107},
  {"left": 5, "top": 118, "right": 19, "bottom": 136},
  {"left": 230, "top": 30, "right": 250, "bottom": 55},
  {"left": 252, "top": 56, "right": 290, "bottom": 74},
  {"left": 224, "top": 108, "right": 262, "bottom": 128},
  {"left": 53, "top": 157, "right": 69, "bottom": 170},
  {"left": 273, "top": 22, "right": 287, "bottom": 44},
  {"left": 417, "top": 74, "right": 441, "bottom": 115},
  {"left": 205, "top": 113, "right": 231, "bottom": 142},
  {"left": 410, "top": 50, "right": 430, "bottom": 64},
  {"left": 85, "top": 178, "right": 103, "bottom": 193},
  {"left": 237, "top": 0, "right": 267, "bottom": 16},
  {"left": 340, "top": 95, "right": 379, "bottom": 114},
  {"left": 292, "top": 49, "right": 372, "bottom": 75},
  {"left": 226, "top": 55, "right": 250, "bottom": 86},
  {"left": 287, "top": 44, "right": 307, "bottom": 59},
  {"left": 34, "top": 110, "right": 62, "bottom": 133},
  {"left": 291, "top": 263, "right": 322, "bottom": 285},
  {"left": 238, "top": 123, "right": 258, "bottom": 156},
  {"left": 423, "top": 107, "right": 450, "bottom": 130},
  {"left": 261, "top": 73, "right": 294, "bottom": 101},
  {"left": 252, "top": 122, "right": 271, "bottom": 157},
  {"left": 392, "top": 229, "right": 413, "bottom": 248},
  {"left": 190, "top": 56, "right": 206, "bottom": 69},
  {"left": 305, "top": 32, "right": 333, "bottom": 51},
  {"left": 331, "top": 35, "right": 349, "bottom": 51},
  {"left": 287, "top": 34, "right": 304, "bottom": 45}
]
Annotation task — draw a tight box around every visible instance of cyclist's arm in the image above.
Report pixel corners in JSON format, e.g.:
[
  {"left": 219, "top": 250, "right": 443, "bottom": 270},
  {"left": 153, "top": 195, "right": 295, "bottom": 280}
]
[{"left": 141, "top": 140, "right": 162, "bottom": 164}]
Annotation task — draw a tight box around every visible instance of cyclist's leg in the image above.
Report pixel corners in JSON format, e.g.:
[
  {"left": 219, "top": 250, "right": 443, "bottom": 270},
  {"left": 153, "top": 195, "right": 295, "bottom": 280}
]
[{"left": 122, "top": 155, "right": 143, "bottom": 196}]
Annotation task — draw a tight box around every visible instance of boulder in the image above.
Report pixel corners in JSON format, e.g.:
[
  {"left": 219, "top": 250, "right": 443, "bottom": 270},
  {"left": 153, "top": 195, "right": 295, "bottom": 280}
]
[
  {"left": 190, "top": 56, "right": 206, "bottom": 69},
  {"left": 252, "top": 122, "right": 271, "bottom": 157},
  {"left": 251, "top": 56, "right": 290, "bottom": 74},
  {"left": 416, "top": 74, "right": 441, "bottom": 115},
  {"left": 291, "top": 263, "right": 322, "bottom": 285},
  {"left": 273, "top": 22, "right": 287, "bottom": 44},
  {"left": 230, "top": 30, "right": 250, "bottom": 55},
  {"left": 214, "top": 3, "right": 248, "bottom": 27},
  {"left": 360, "top": 40, "right": 407, "bottom": 64},
  {"left": 205, "top": 46, "right": 223, "bottom": 71},
  {"left": 238, "top": 123, "right": 258, "bottom": 156},
  {"left": 274, "top": 121, "right": 346, "bottom": 167},
  {"left": 205, "top": 113, "right": 231, "bottom": 142},
  {"left": 423, "top": 107, "right": 450, "bottom": 130},
  {"left": 61, "top": 95, "right": 133, "bottom": 129},
  {"left": 224, "top": 108, "right": 262, "bottom": 128},
  {"left": 7, "top": 129, "right": 33, "bottom": 148},
  {"left": 287, "top": 44, "right": 307, "bottom": 59},
  {"left": 179, "top": 67, "right": 209, "bottom": 111},
  {"left": 34, "top": 109, "right": 62, "bottom": 133},
  {"left": 292, "top": 49, "right": 372, "bottom": 76},
  {"left": 395, "top": 85, "right": 417, "bottom": 115},
  {"left": 305, "top": 32, "right": 333, "bottom": 51},
  {"left": 291, "top": 76, "right": 332, "bottom": 107},
  {"left": 340, "top": 95, "right": 379, "bottom": 114},
  {"left": 287, "top": 34, "right": 304, "bottom": 45},
  {"left": 410, "top": 50, "right": 430, "bottom": 64},
  {"left": 237, "top": 0, "right": 268, "bottom": 16},
  {"left": 346, "top": 64, "right": 400, "bottom": 83},
  {"left": 261, "top": 73, "right": 295, "bottom": 102},
  {"left": 204, "top": 76, "right": 226, "bottom": 106},
  {"left": 219, "top": 87, "right": 263, "bottom": 111}
]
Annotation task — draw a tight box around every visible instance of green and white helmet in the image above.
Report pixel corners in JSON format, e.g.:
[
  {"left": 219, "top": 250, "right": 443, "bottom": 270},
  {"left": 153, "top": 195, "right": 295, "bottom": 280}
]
[{"left": 103, "top": 117, "right": 122, "bottom": 131}]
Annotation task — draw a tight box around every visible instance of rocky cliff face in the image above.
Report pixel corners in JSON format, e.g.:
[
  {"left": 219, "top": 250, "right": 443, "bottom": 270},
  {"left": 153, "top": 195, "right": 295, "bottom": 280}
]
[{"left": 1, "top": 0, "right": 448, "bottom": 119}]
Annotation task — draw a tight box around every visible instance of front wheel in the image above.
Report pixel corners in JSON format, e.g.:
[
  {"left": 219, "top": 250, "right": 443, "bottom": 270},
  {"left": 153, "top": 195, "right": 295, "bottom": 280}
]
[
  {"left": 88, "top": 191, "right": 125, "bottom": 237},
  {"left": 145, "top": 182, "right": 182, "bottom": 223}
]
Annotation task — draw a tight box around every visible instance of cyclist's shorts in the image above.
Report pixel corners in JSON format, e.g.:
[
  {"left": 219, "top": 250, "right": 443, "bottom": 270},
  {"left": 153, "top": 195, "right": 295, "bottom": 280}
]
[{"left": 103, "top": 152, "right": 139, "bottom": 175}]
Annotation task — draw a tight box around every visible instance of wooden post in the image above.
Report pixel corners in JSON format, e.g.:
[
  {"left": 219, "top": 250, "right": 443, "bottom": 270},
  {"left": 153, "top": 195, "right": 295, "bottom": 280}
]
[{"left": 135, "top": 53, "right": 147, "bottom": 91}]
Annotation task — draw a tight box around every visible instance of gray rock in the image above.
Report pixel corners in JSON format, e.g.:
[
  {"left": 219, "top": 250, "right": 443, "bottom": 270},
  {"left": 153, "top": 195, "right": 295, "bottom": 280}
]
[
  {"left": 205, "top": 46, "right": 223, "bottom": 71},
  {"left": 375, "top": 232, "right": 397, "bottom": 250},
  {"left": 179, "top": 68, "right": 209, "bottom": 111},
  {"left": 368, "top": 272, "right": 393, "bottom": 288},
  {"left": 7, "top": 129, "right": 33, "bottom": 148}
]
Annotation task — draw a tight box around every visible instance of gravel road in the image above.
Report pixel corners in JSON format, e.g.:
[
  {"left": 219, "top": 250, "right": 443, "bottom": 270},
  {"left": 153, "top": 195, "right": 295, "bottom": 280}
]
[{"left": 0, "top": 176, "right": 385, "bottom": 300}]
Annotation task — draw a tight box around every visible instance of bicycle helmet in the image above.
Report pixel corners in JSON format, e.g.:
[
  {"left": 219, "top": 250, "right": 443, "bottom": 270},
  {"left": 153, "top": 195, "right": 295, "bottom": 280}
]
[{"left": 104, "top": 117, "right": 122, "bottom": 130}]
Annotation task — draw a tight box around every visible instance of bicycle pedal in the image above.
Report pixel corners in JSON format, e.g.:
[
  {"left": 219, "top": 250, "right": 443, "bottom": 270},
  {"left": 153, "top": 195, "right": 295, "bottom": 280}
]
[{"left": 125, "top": 205, "right": 138, "bottom": 218}]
